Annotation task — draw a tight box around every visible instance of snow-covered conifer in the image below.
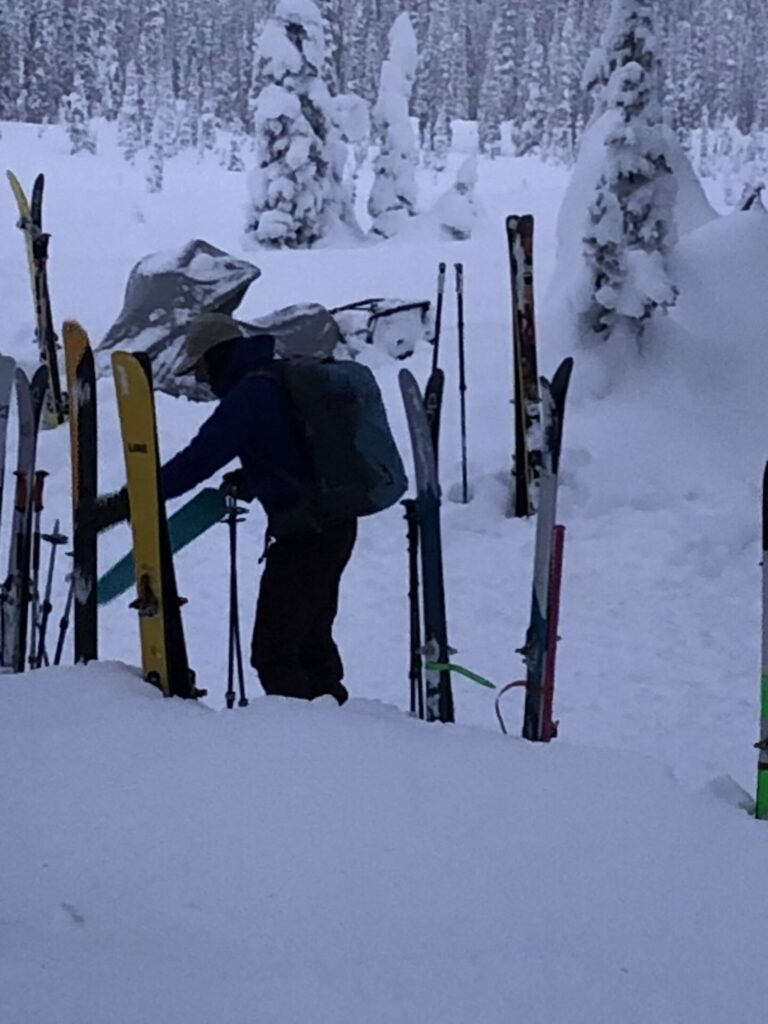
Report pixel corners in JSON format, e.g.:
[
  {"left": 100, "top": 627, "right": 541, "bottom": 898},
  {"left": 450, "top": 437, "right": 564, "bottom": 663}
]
[
  {"left": 416, "top": 0, "right": 453, "bottom": 157},
  {"left": 118, "top": 60, "right": 142, "bottom": 163},
  {"left": 513, "top": 12, "right": 546, "bottom": 156},
  {"left": 697, "top": 109, "right": 711, "bottom": 177},
  {"left": 477, "top": 25, "right": 503, "bottom": 158},
  {"left": 64, "top": 74, "right": 97, "bottom": 155},
  {"left": 246, "top": 0, "right": 353, "bottom": 248},
  {"left": 346, "top": 0, "right": 380, "bottom": 104},
  {"left": 146, "top": 127, "right": 164, "bottom": 193},
  {"left": 582, "top": 0, "right": 677, "bottom": 348},
  {"left": 198, "top": 78, "right": 217, "bottom": 157},
  {"left": 368, "top": 14, "right": 419, "bottom": 238},
  {"left": 318, "top": 0, "right": 342, "bottom": 95},
  {"left": 435, "top": 154, "right": 478, "bottom": 240},
  {"left": 177, "top": 97, "right": 198, "bottom": 152},
  {"left": 431, "top": 105, "right": 451, "bottom": 173},
  {"left": 137, "top": 0, "right": 166, "bottom": 144},
  {"left": 94, "top": 5, "right": 121, "bottom": 120},
  {"left": 146, "top": 71, "right": 176, "bottom": 192},
  {"left": 331, "top": 92, "right": 370, "bottom": 204},
  {"left": 26, "top": 0, "right": 62, "bottom": 124},
  {"left": 545, "top": 5, "right": 580, "bottom": 163},
  {"left": 227, "top": 125, "right": 246, "bottom": 172}
]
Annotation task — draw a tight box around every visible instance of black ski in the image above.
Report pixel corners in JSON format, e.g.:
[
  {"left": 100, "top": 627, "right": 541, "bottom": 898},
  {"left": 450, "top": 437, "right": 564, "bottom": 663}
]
[
  {"left": 64, "top": 322, "right": 98, "bottom": 662},
  {"left": 507, "top": 214, "right": 542, "bottom": 518},
  {"left": 399, "top": 368, "right": 454, "bottom": 724}
]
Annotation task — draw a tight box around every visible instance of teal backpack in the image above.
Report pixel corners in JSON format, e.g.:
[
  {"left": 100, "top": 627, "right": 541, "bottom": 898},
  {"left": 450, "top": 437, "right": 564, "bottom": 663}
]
[{"left": 266, "top": 359, "right": 408, "bottom": 527}]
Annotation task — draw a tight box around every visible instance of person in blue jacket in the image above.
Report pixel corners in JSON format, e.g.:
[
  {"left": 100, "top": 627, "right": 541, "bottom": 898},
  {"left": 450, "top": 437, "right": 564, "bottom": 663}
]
[{"left": 98, "top": 314, "right": 356, "bottom": 705}]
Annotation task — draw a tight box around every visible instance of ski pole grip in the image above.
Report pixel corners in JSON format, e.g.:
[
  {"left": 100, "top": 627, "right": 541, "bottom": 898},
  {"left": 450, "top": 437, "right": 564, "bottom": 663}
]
[
  {"left": 14, "top": 471, "right": 28, "bottom": 510},
  {"left": 32, "top": 469, "right": 48, "bottom": 511}
]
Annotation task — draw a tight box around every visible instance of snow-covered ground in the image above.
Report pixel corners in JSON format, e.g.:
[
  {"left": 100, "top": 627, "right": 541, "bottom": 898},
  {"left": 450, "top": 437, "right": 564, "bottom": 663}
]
[
  {"left": 2, "top": 121, "right": 768, "bottom": 1022},
  {"left": 3, "top": 665, "right": 766, "bottom": 1024}
]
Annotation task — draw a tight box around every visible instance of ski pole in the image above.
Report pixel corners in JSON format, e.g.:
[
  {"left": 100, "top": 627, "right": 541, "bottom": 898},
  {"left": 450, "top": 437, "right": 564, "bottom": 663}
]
[
  {"left": 224, "top": 495, "right": 248, "bottom": 709},
  {"left": 432, "top": 261, "right": 446, "bottom": 374},
  {"left": 402, "top": 499, "right": 424, "bottom": 719},
  {"left": 53, "top": 564, "right": 74, "bottom": 666},
  {"left": 34, "top": 519, "right": 67, "bottom": 668},
  {"left": 28, "top": 470, "right": 48, "bottom": 667},
  {"left": 455, "top": 263, "right": 469, "bottom": 503}
]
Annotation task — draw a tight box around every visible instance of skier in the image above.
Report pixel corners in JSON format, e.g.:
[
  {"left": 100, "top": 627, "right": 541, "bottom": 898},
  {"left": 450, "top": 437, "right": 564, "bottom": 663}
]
[{"left": 96, "top": 314, "right": 357, "bottom": 705}]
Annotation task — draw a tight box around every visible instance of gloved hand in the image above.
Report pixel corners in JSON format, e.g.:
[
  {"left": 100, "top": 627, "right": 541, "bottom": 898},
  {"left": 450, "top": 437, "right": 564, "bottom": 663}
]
[
  {"left": 92, "top": 488, "right": 130, "bottom": 532},
  {"left": 220, "top": 469, "right": 254, "bottom": 502}
]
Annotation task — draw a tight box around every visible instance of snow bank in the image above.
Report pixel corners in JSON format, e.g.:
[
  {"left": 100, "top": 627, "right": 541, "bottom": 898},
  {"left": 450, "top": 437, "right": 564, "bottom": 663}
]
[{"left": 1, "top": 665, "right": 766, "bottom": 1024}]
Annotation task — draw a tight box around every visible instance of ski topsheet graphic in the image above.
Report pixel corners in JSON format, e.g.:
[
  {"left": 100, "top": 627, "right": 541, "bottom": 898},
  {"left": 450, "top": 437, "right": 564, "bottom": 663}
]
[
  {"left": 112, "top": 351, "right": 200, "bottom": 699},
  {"left": 507, "top": 214, "right": 542, "bottom": 518},
  {"left": 64, "top": 321, "right": 98, "bottom": 662}
]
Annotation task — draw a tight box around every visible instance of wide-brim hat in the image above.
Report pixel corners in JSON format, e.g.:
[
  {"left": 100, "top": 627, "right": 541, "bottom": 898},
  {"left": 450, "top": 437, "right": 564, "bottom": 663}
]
[{"left": 175, "top": 312, "right": 251, "bottom": 375}]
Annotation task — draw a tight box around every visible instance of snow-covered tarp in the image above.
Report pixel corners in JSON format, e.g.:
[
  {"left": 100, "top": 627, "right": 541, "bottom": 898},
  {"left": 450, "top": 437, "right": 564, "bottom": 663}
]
[
  {"left": 96, "top": 240, "right": 433, "bottom": 396},
  {"left": 97, "top": 239, "right": 261, "bottom": 378}
]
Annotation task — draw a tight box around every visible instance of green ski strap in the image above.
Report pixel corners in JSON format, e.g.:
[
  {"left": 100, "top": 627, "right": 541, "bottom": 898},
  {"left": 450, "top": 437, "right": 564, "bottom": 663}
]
[{"left": 426, "top": 662, "right": 497, "bottom": 690}]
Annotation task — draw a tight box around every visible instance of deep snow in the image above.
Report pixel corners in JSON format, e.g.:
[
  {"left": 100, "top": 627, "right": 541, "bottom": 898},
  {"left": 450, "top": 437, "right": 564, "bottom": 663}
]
[
  {"left": 1, "top": 667, "right": 766, "bottom": 1024},
  {"left": 2, "top": 119, "right": 768, "bottom": 1023}
]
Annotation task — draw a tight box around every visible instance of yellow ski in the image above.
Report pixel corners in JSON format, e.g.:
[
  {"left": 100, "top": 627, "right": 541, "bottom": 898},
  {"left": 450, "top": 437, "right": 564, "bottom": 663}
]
[{"left": 112, "top": 351, "right": 199, "bottom": 698}]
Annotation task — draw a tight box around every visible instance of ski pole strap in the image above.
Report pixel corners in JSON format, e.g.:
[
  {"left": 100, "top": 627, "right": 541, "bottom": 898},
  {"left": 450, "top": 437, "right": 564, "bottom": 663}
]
[{"left": 494, "top": 679, "right": 528, "bottom": 735}]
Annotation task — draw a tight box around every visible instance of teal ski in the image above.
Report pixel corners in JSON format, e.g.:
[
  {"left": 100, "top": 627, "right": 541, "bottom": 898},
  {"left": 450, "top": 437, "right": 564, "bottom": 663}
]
[{"left": 98, "top": 487, "right": 227, "bottom": 606}]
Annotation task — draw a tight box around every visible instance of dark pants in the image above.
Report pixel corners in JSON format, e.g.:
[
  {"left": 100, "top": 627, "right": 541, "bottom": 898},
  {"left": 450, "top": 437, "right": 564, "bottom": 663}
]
[{"left": 251, "top": 520, "right": 357, "bottom": 704}]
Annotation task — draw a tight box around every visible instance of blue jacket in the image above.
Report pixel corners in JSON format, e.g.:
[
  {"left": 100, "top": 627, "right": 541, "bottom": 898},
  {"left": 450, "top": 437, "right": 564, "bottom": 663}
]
[{"left": 160, "top": 335, "right": 312, "bottom": 517}]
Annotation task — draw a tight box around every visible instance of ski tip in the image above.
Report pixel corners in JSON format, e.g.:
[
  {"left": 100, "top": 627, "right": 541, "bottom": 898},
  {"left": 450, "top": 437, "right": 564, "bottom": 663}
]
[
  {"left": 62, "top": 319, "right": 92, "bottom": 347},
  {"left": 550, "top": 356, "right": 574, "bottom": 393},
  {"left": 506, "top": 213, "right": 534, "bottom": 231}
]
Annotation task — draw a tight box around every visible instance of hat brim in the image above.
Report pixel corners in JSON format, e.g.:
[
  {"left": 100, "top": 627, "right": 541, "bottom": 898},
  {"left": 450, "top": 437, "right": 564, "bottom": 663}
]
[{"left": 174, "top": 321, "right": 251, "bottom": 376}]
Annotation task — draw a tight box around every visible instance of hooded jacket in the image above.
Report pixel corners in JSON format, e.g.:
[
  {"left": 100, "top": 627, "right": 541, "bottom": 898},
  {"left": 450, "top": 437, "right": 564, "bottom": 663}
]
[{"left": 160, "top": 335, "right": 312, "bottom": 518}]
